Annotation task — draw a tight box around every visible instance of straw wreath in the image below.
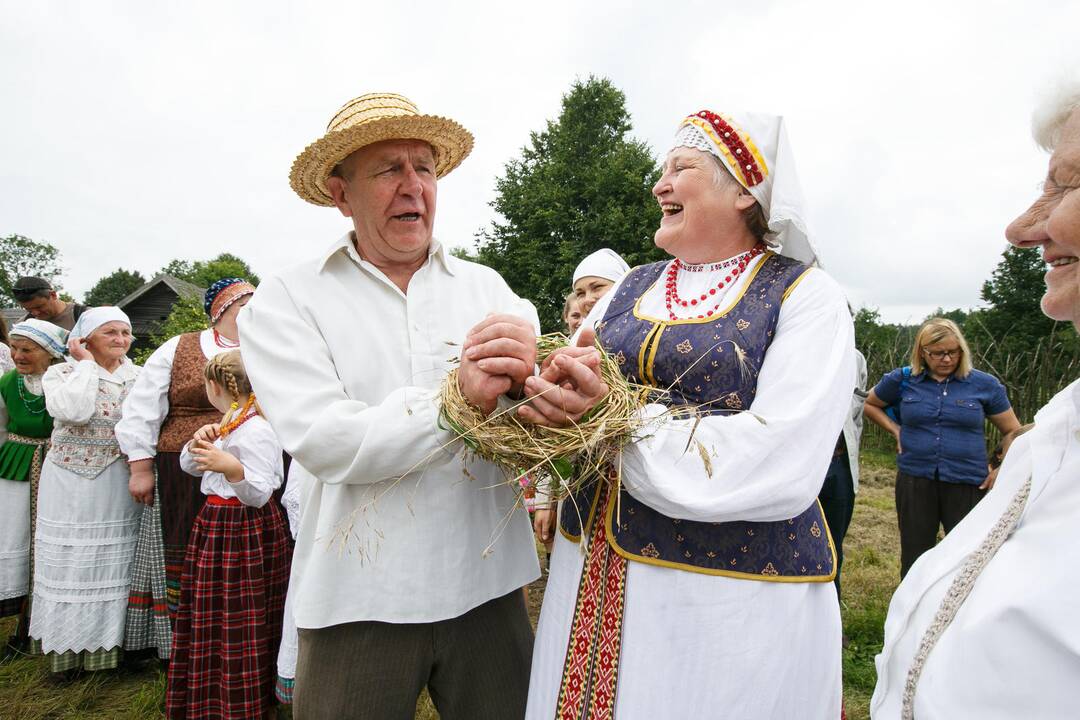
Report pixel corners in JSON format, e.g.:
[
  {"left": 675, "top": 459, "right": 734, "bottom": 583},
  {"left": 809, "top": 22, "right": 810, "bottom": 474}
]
[{"left": 438, "top": 334, "right": 659, "bottom": 505}]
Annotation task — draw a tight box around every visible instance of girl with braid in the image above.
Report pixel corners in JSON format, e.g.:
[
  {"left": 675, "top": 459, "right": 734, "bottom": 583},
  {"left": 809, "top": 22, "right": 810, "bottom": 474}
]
[{"left": 166, "top": 350, "right": 291, "bottom": 720}]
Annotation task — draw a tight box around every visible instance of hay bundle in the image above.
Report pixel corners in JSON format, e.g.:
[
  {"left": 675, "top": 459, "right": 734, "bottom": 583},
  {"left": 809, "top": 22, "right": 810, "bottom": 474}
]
[{"left": 439, "top": 334, "right": 656, "bottom": 502}]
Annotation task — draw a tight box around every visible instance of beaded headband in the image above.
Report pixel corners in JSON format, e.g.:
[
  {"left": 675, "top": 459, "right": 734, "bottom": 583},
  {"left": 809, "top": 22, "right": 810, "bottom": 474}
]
[
  {"left": 205, "top": 278, "right": 256, "bottom": 323},
  {"left": 675, "top": 111, "right": 769, "bottom": 188}
]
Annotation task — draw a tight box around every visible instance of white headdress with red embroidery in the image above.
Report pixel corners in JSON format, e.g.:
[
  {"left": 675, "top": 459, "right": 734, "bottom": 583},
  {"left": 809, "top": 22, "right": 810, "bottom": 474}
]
[{"left": 672, "top": 110, "right": 819, "bottom": 267}]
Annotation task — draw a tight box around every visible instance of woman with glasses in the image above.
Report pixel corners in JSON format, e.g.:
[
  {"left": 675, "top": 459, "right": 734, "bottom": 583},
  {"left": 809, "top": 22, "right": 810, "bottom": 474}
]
[{"left": 864, "top": 317, "right": 1020, "bottom": 577}]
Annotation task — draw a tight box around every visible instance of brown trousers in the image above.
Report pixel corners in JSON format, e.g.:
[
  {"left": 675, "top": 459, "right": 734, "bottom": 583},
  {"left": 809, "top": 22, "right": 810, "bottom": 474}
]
[
  {"left": 895, "top": 470, "right": 985, "bottom": 578},
  {"left": 293, "top": 590, "right": 533, "bottom": 720}
]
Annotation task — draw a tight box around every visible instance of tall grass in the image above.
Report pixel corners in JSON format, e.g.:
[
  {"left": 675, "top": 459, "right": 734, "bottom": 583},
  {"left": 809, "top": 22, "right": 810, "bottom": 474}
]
[{"left": 859, "top": 326, "right": 1080, "bottom": 453}]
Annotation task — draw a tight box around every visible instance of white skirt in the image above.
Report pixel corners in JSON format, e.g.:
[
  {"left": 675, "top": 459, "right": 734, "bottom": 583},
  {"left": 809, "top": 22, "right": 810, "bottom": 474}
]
[
  {"left": 29, "top": 457, "right": 141, "bottom": 654},
  {"left": 0, "top": 477, "right": 31, "bottom": 601},
  {"left": 526, "top": 531, "right": 842, "bottom": 720}
]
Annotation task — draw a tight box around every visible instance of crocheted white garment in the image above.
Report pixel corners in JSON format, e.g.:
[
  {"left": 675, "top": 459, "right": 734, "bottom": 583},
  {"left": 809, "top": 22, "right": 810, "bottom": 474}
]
[{"left": 672, "top": 124, "right": 719, "bottom": 159}]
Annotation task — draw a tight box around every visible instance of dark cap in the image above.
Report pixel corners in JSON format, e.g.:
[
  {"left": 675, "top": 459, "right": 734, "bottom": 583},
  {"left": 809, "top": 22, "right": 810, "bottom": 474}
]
[{"left": 11, "top": 276, "right": 55, "bottom": 300}]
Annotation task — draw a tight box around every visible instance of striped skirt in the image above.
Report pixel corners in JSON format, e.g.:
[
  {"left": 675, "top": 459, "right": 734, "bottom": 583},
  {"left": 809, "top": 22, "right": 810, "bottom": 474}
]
[{"left": 166, "top": 497, "right": 291, "bottom": 720}]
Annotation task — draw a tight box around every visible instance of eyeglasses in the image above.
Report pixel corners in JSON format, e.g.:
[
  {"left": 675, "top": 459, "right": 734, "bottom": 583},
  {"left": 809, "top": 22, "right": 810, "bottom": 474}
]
[{"left": 923, "top": 348, "right": 961, "bottom": 360}]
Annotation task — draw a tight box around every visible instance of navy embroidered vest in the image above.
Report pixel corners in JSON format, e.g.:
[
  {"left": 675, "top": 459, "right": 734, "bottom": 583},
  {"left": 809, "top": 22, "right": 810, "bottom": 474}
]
[{"left": 559, "top": 253, "right": 836, "bottom": 581}]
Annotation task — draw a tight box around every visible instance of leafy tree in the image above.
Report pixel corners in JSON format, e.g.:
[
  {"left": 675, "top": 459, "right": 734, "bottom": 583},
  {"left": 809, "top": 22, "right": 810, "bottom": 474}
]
[
  {"left": 964, "top": 245, "right": 1073, "bottom": 354},
  {"left": 132, "top": 295, "right": 208, "bottom": 364},
  {"left": 472, "top": 76, "right": 664, "bottom": 330},
  {"left": 0, "top": 234, "right": 64, "bottom": 308},
  {"left": 159, "top": 253, "right": 260, "bottom": 288},
  {"left": 84, "top": 268, "right": 146, "bottom": 306},
  {"left": 926, "top": 307, "right": 968, "bottom": 326}
]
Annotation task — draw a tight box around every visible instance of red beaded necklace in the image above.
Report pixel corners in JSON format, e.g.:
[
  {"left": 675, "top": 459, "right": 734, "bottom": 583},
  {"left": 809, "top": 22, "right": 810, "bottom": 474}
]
[
  {"left": 220, "top": 408, "right": 257, "bottom": 437},
  {"left": 664, "top": 244, "right": 764, "bottom": 320},
  {"left": 213, "top": 329, "right": 239, "bottom": 349}
]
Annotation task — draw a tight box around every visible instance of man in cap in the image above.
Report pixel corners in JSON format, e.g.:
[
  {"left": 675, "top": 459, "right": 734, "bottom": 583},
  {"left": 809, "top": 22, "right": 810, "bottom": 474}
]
[
  {"left": 11, "top": 276, "right": 87, "bottom": 331},
  {"left": 239, "top": 93, "right": 541, "bottom": 719}
]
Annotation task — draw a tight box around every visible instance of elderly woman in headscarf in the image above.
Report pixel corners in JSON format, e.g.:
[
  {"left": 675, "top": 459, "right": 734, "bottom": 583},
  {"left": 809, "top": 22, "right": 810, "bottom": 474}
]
[
  {"left": 0, "top": 320, "right": 67, "bottom": 654},
  {"left": 571, "top": 248, "right": 631, "bottom": 319},
  {"left": 28, "top": 307, "right": 141, "bottom": 674},
  {"left": 518, "top": 111, "right": 855, "bottom": 718},
  {"left": 871, "top": 78, "right": 1080, "bottom": 720},
  {"left": 115, "top": 278, "right": 255, "bottom": 659}
]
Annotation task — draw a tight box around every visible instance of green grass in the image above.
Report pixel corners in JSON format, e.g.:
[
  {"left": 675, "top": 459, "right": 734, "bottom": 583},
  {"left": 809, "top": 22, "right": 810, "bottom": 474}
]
[{"left": 1, "top": 451, "right": 901, "bottom": 719}]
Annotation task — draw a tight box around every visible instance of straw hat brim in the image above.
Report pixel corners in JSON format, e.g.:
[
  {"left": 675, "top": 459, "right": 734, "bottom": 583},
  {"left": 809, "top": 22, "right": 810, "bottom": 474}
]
[{"left": 289, "top": 115, "right": 474, "bottom": 206}]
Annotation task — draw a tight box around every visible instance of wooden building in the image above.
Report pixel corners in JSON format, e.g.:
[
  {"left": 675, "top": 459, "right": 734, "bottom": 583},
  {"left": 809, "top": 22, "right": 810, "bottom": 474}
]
[
  {"left": 1, "top": 308, "right": 23, "bottom": 339},
  {"left": 117, "top": 275, "right": 205, "bottom": 354}
]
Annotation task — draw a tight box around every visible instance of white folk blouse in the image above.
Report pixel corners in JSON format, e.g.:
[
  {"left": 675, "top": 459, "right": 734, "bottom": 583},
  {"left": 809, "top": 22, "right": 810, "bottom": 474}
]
[
  {"left": 238, "top": 233, "right": 542, "bottom": 628},
  {"left": 42, "top": 358, "right": 139, "bottom": 478},
  {"left": 179, "top": 415, "right": 283, "bottom": 508},
  {"left": 527, "top": 256, "right": 856, "bottom": 719},
  {"left": 115, "top": 329, "right": 236, "bottom": 462}
]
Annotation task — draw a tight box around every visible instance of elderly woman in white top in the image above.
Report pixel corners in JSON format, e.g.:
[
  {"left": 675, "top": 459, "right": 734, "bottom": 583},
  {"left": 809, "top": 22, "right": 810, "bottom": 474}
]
[
  {"left": 571, "top": 248, "right": 631, "bottom": 319},
  {"left": 871, "top": 79, "right": 1080, "bottom": 719},
  {"left": 520, "top": 110, "right": 855, "bottom": 719},
  {"left": 0, "top": 319, "right": 66, "bottom": 652},
  {"left": 28, "top": 307, "right": 141, "bottom": 674}
]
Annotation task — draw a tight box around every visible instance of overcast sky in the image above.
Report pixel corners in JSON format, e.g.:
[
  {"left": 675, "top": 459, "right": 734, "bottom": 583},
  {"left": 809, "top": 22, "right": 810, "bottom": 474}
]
[{"left": 3, "top": 0, "right": 1077, "bottom": 323}]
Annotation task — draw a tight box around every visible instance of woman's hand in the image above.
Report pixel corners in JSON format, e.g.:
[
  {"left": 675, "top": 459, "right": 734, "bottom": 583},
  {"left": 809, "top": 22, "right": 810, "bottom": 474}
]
[
  {"left": 979, "top": 466, "right": 999, "bottom": 491},
  {"left": 128, "top": 460, "right": 155, "bottom": 506},
  {"left": 67, "top": 336, "right": 92, "bottom": 362},
  {"left": 533, "top": 504, "right": 556, "bottom": 551},
  {"left": 518, "top": 352, "right": 608, "bottom": 427},
  {"left": 519, "top": 327, "right": 608, "bottom": 427},
  {"left": 188, "top": 439, "right": 244, "bottom": 482},
  {"left": 192, "top": 423, "right": 220, "bottom": 444},
  {"left": 892, "top": 427, "right": 903, "bottom": 455}
]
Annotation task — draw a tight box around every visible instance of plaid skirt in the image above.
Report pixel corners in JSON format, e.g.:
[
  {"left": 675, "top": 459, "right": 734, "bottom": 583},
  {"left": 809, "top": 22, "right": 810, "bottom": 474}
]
[
  {"left": 157, "top": 452, "right": 208, "bottom": 619},
  {"left": 166, "top": 497, "right": 291, "bottom": 720}
]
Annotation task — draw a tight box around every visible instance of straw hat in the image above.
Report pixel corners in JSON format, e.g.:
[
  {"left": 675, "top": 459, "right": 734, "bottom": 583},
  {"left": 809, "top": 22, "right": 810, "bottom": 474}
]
[{"left": 289, "top": 92, "right": 474, "bottom": 206}]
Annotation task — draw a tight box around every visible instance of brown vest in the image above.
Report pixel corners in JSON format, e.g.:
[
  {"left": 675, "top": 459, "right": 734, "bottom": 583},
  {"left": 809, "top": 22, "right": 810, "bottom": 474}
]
[{"left": 157, "top": 332, "right": 221, "bottom": 452}]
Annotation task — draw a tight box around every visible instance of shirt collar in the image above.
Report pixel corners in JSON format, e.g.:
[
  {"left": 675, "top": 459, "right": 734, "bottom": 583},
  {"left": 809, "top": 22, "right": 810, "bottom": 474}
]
[{"left": 318, "top": 232, "right": 457, "bottom": 277}]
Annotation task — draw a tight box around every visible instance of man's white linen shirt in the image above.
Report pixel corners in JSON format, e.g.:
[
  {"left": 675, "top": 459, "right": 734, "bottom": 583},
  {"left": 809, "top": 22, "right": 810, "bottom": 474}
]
[{"left": 238, "top": 233, "right": 541, "bottom": 629}]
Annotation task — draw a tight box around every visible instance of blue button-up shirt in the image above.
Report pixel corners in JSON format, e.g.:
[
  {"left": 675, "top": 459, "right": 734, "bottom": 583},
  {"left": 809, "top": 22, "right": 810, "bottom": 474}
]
[{"left": 874, "top": 368, "right": 1011, "bottom": 485}]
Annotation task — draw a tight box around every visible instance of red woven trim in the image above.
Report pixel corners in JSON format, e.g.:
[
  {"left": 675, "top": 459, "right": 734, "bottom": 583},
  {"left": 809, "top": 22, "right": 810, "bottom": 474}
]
[
  {"left": 555, "top": 480, "right": 628, "bottom": 720},
  {"left": 692, "top": 110, "right": 765, "bottom": 187}
]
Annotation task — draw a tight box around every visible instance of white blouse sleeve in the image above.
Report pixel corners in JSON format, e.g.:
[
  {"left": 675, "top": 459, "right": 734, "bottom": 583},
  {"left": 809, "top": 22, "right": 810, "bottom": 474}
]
[
  {"left": 178, "top": 440, "right": 201, "bottom": 476},
  {"left": 226, "top": 421, "right": 284, "bottom": 508},
  {"left": 43, "top": 360, "right": 100, "bottom": 424},
  {"left": 116, "top": 335, "right": 180, "bottom": 462},
  {"left": 0, "top": 345, "right": 13, "bottom": 375},
  {"left": 620, "top": 269, "right": 857, "bottom": 523}
]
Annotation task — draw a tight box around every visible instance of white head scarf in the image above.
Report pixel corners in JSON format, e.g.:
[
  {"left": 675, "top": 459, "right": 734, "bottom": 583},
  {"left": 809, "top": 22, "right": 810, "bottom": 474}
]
[
  {"left": 671, "top": 110, "right": 820, "bottom": 267},
  {"left": 572, "top": 249, "right": 631, "bottom": 286},
  {"left": 70, "top": 307, "right": 132, "bottom": 342},
  {"left": 9, "top": 319, "right": 69, "bottom": 359}
]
